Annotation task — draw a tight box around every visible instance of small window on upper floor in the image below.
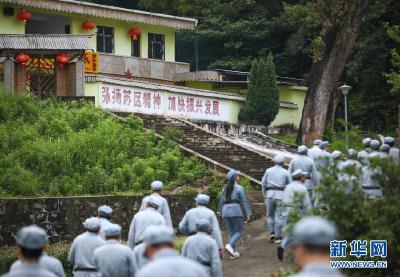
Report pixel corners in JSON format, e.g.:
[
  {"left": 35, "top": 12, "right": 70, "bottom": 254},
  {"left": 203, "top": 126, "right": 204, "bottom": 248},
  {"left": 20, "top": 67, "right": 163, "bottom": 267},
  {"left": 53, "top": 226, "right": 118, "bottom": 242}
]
[
  {"left": 97, "top": 26, "right": 114, "bottom": 54},
  {"left": 148, "top": 33, "right": 165, "bottom": 60}
]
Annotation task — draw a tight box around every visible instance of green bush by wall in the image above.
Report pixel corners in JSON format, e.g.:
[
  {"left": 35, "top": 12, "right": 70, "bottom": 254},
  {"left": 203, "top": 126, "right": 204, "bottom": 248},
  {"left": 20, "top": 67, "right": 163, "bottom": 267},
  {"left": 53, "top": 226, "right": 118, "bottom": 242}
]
[{"left": 0, "top": 93, "right": 209, "bottom": 197}]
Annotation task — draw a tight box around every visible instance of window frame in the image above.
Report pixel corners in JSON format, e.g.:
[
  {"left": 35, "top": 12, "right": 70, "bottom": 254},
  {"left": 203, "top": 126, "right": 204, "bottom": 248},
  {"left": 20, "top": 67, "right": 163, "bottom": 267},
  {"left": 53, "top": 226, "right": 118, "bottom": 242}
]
[
  {"left": 96, "top": 26, "right": 115, "bottom": 54},
  {"left": 148, "top": 33, "right": 165, "bottom": 60}
]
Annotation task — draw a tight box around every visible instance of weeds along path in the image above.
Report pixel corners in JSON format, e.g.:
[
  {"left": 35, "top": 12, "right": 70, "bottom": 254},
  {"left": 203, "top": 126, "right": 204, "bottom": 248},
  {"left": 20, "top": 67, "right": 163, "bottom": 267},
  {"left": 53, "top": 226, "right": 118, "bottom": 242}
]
[{"left": 221, "top": 217, "right": 290, "bottom": 277}]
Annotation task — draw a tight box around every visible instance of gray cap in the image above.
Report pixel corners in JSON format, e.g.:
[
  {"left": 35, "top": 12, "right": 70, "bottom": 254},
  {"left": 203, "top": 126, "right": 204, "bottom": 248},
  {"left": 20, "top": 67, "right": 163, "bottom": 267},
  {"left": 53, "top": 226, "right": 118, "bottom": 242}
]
[
  {"left": 313, "top": 139, "right": 322, "bottom": 145},
  {"left": 380, "top": 144, "right": 390, "bottom": 153},
  {"left": 83, "top": 217, "right": 101, "bottom": 231},
  {"left": 347, "top": 149, "right": 358, "bottom": 159},
  {"left": 147, "top": 196, "right": 162, "bottom": 209},
  {"left": 226, "top": 169, "right": 238, "bottom": 182},
  {"left": 274, "top": 155, "right": 285, "bottom": 165},
  {"left": 144, "top": 225, "right": 174, "bottom": 245},
  {"left": 196, "top": 218, "right": 211, "bottom": 232},
  {"left": 16, "top": 225, "right": 47, "bottom": 250},
  {"left": 362, "top": 138, "right": 372, "bottom": 147},
  {"left": 195, "top": 194, "right": 210, "bottom": 205},
  {"left": 98, "top": 205, "right": 113, "bottom": 217},
  {"left": 151, "top": 181, "right": 163, "bottom": 191},
  {"left": 384, "top": 136, "right": 394, "bottom": 146},
  {"left": 292, "top": 216, "right": 337, "bottom": 247},
  {"left": 298, "top": 145, "right": 308, "bottom": 154},
  {"left": 370, "top": 139, "right": 381, "bottom": 150},
  {"left": 319, "top": 141, "right": 329, "bottom": 149},
  {"left": 104, "top": 223, "right": 122, "bottom": 237},
  {"left": 331, "top": 150, "right": 342, "bottom": 160},
  {"left": 292, "top": 169, "right": 307, "bottom": 179}
]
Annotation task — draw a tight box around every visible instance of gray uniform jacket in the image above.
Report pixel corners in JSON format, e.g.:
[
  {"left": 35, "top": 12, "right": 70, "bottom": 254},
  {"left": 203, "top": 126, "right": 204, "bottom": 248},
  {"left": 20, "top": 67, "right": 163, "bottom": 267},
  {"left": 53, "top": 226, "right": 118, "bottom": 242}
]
[
  {"left": 140, "top": 193, "right": 172, "bottom": 227},
  {"left": 360, "top": 165, "right": 383, "bottom": 199},
  {"left": 98, "top": 218, "right": 113, "bottom": 240},
  {"left": 219, "top": 183, "right": 252, "bottom": 218},
  {"left": 178, "top": 205, "right": 223, "bottom": 249},
  {"left": 182, "top": 232, "right": 223, "bottom": 277},
  {"left": 132, "top": 242, "right": 151, "bottom": 274},
  {"left": 128, "top": 207, "right": 166, "bottom": 249},
  {"left": 358, "top": 149, "right": 370, "bottom": 161},
  {"left": 261, "top": 165, "right": 292, "bottom": 200},
  {"left": 315, "top": 150, "right": 332, "bottom": 171},
  {"left": 283, "top": 181, "right": 312, "bottom": 216},
  {"left": 288, "top": 156, "right": 319, "bottom": 190},
  {"left": 94, "top": 239, "right": 135, "bottom": 277},
  {"left": 390, "top": 147, "right": 399, "bottom": 163},
  {"left": 307, "top": 146, "right": 322, "bottom": 161},
  {"left": 289, "top": 262, "right": 344, "bottom": 277},
  {"left": 5, "top": 263, "right": 56, "bottom": 277},
  {"left": 68, "top": 231, "right": 105, "bottom": 276},
  {"left": 10, "top": 254, "right": 65, "bottom": 277},
  {"left": 136, "top": 248, "right": 208, "bottom": 277},
  {"left": 337, "top": 159, "right": 362, "bottom": 185}
]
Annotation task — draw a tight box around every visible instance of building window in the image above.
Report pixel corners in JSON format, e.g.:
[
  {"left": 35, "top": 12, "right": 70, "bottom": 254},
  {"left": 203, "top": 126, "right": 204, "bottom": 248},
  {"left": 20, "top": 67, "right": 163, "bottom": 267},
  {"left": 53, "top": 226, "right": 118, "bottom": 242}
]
[
  {"left": 131, "top": 39, "right": 140, "bottom": 58},
  {"left": 97, "top": 26, "right": 114, "bottom": 54},
  {"left": 148, "top": 33, "right": 165, "bottom": 60}
]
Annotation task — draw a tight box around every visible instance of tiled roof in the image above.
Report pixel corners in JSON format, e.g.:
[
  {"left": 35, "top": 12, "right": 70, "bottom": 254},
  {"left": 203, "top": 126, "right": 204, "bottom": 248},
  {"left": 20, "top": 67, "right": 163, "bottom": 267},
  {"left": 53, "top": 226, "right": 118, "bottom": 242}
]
[{"left": 0, "top": 34, "right": 93, "bottom": 50}]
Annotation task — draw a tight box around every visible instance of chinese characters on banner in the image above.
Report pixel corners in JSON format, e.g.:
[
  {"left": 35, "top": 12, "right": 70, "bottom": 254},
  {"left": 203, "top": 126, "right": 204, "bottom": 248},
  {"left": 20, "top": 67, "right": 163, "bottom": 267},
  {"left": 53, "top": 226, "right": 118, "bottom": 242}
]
[
  {"left": 100, "top": 85, "right": 163, "bottom": 116},
  {"left": 84, "top": 51, "right": 99, "bottom": 73},
  {"left": 166, "top": 93, "right": 229, "bottom": 121},
  {"left": 99, "top": 85, "right": 230, "bottom": 121}
]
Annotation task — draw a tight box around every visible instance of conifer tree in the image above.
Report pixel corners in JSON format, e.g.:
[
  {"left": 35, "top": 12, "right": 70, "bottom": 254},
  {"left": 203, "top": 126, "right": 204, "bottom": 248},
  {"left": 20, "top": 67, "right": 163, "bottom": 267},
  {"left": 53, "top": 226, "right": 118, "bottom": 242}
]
[{"left": 239, "top": 52, "right": 279, "bottom": 126}]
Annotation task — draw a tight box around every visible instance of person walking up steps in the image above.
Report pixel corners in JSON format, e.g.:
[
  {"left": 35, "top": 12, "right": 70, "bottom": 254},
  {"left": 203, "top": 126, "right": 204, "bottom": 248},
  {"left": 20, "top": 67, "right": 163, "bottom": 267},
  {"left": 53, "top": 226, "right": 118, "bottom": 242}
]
[
  {"left": 220, "top": 170, "right": 252, "bottom": 259},
  {"left": 261, "top": 155, "right": 292, "bottom": 243}
]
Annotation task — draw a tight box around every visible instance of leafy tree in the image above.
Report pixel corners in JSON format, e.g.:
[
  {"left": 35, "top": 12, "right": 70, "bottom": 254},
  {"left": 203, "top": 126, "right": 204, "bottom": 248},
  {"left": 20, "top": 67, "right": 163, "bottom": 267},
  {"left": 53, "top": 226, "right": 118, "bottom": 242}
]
[{"left": 239, "top": 52, "right": 279, "bottom": 126}]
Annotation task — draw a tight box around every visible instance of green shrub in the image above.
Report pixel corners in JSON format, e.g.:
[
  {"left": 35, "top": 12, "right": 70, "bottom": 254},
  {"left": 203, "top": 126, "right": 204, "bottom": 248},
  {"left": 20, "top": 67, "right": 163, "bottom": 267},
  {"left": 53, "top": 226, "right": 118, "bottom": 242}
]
[{"left": 0, "top": 94, "right": 210, "bottom": 197}]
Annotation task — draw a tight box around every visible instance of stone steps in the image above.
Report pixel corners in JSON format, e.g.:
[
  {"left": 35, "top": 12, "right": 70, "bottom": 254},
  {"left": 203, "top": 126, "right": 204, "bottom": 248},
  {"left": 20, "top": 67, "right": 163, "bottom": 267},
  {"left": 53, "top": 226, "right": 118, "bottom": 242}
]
[{"left": 137, "top": 114, "right": 274, "bottom": 184}]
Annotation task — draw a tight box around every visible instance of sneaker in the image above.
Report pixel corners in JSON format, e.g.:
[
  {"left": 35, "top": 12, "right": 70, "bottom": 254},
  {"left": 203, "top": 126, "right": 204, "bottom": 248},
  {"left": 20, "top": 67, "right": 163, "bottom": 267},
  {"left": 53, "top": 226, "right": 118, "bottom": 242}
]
[
  {"left": 233, "top": 251, "right": 240, "bottom": 257},
  {"left": 277, "top": 246, "right": 284, "bottom": 261},
  {"left": 269, "top": 234, "right": 275, "bottom": 242},
  {"left": 225, "top": 244, "right": 235, "bottom": 256},
  {"left": 274, "top": 237, "right": 282, "bottom": 244}
]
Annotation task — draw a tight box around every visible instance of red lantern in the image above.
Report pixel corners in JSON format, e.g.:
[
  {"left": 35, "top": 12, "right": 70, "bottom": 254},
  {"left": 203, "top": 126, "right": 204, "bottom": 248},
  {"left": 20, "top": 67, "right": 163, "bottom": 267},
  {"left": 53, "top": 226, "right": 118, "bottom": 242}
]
[
  {"left": 15, "top": 53, "right": 31, "bottom": 68},
  {"left": 128, "top": 26, "right": 141, "bottom": 40},
  {"left": 17, "top": 10, "right": 32, "bottom": 23},
  {"left": 82, "top": 20, "right": 96, "bottom": 31},
  {"left": 55, "top": 53, "right": 71, "bottom": 69}
]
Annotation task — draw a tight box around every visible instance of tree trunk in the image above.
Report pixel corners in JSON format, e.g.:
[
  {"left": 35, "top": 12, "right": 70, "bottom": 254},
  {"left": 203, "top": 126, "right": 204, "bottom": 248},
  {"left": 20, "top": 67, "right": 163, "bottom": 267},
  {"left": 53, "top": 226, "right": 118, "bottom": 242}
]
[
  {"left": 326, "top": 88, "right": 342, "bottom": 125},
  {"left": 297, "top": 0, "right": 370, "bottom": 145}
]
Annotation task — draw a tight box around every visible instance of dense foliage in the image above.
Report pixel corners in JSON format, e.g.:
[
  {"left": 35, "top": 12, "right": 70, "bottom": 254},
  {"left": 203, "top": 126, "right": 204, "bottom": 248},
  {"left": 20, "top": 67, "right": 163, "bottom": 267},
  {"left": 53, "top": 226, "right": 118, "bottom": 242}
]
[
  {"left": 0, "top": 94, "right": 209, "bottom": 197},
  {"left": 239, "top": 53, "right": 279, "bottom": 126}
]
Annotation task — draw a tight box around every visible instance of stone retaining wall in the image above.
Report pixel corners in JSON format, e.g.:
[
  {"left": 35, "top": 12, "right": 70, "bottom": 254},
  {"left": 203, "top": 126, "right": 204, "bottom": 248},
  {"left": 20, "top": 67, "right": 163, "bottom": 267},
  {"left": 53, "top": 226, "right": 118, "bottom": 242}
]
[{"left": 0, "top": 195, "right": 196, "bottom": 246}]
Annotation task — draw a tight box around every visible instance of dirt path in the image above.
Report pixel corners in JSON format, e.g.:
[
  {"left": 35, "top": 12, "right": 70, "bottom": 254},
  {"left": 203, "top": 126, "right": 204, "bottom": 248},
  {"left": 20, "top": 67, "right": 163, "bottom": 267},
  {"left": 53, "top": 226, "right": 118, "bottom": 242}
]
[{"left": 221, "top": 217, "right": 290, "bottom": 277}]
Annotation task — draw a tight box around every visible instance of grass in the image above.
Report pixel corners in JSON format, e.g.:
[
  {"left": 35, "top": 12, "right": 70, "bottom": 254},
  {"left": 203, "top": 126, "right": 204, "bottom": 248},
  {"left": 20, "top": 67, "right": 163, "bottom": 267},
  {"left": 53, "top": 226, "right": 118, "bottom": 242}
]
[{"left": 269, "top": 134, "right": 297, "bottom": 145}]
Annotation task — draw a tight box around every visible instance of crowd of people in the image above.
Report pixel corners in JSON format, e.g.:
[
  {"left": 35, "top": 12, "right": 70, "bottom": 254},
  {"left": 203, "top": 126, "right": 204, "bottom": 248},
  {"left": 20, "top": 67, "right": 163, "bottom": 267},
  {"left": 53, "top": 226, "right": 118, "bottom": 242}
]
[
  {"left": 261, "top": 136, "right": 398, "bottom": 276},
  {"left": 3, "top": 136, "right": 398, "bottom": 277}
]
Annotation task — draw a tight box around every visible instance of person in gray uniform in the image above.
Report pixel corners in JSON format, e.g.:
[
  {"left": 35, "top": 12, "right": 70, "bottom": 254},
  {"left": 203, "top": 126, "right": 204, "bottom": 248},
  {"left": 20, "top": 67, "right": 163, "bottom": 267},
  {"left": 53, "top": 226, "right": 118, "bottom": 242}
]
[
  {"left": 337, "top": 149, "right": 361, "bottom": 188},
  {"left": 369, "top": 139, "right": 381, "bottom": 157},
  {"left": 289, "top": 145, "right": 319, "bottom": 198},
  {"left": 182, "top": 219, "right": 222, "bottom": 277},
  {"left": 278, "top": 169, "right": 312, "bottom": 260},
  {"left": 360, "top": 155, "right": 383, "bottom": 199},
  {"left": 179, "top": 193, "right": 223, "bottom": 255},
  {"left": 288, "top": 216, "right": 344, "bottom": 277},
  {"left": 307, "top": 139, "right": 322, "bottom": 161},
  {"left": 261, "top": 155, "right": 292, "bottom": 243},
  {"left": 132, "top": 242, "right": 150, "bottom": 274},
  {"left": 94, "top": 224, "right": 135, "bottom": 277},
  {"left": 314, "top": 141, "right": 332, "bottom": 172},
  {"left": 384, "top": 136, "right": 399, "bottom": 163},
  {"left": 128, "top": 196, "right": 166, "bottom": 249},
  {"left": 139, "top": 180, "right": 172, "bottom": 227},
  {"left": 136, "top": 226, "right": 208, "bottom": 277},
  {"left": 68, "top": 217, "right": 105, "bottom": 277},
  {"left": 219, "top": 170, "right": 252, "bottom": 258},
  {"left": 97, "top": 205, "right": 113, "bottom": 240},
  {"left": 358, "top": 137, "right": 371, "bottom": 161},
  {"left": 10, "top": 226, "right": 65, "bottom": 277},
  {"left": 379, "top": 144, "right": 390, "bottom": 158},
  {"left": 5, "top": 225, "right": 56, "bottom": 277}
]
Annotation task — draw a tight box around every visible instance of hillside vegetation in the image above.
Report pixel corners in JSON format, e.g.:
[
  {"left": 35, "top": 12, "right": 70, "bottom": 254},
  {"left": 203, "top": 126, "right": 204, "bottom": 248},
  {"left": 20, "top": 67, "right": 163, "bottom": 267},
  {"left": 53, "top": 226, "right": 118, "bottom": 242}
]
[{"left": 0, "top": 93, "right": 209, "bottom": 197}]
